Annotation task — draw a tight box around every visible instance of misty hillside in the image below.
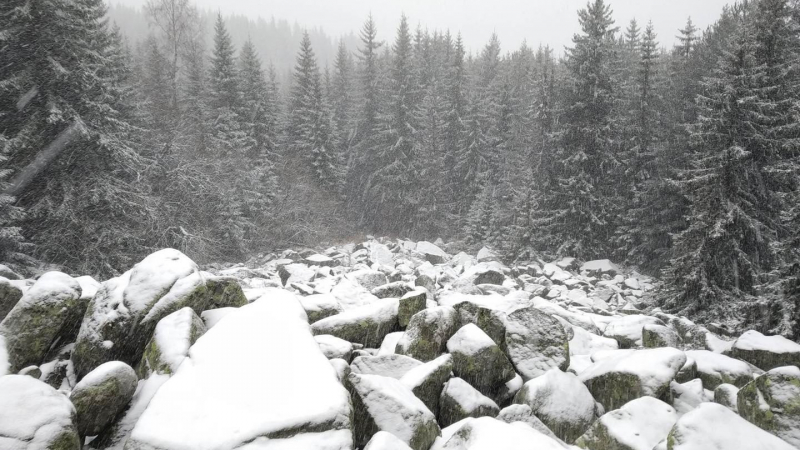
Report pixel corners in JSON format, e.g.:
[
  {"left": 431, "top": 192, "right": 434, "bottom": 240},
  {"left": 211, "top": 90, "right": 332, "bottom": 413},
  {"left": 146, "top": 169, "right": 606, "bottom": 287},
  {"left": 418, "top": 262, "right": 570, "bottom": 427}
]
[{"left": 1, "top": 0, "right": 800, "bottom": 449}]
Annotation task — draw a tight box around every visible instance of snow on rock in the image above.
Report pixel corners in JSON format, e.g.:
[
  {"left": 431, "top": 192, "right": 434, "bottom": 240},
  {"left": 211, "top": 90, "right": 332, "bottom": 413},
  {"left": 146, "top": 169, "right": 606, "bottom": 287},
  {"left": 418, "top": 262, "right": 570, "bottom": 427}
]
[
  {"left": 0, "top": 271, "right": 83, "bottom": 374},
  {"left": 703, "top": 332, "right": 734, "bottom": 354},
  {"left": 713, "top": 383, "right": 739, "bottom": 412},
  {"left": 70, "top": 361, "right": 138, "bottom": 436},
  {"left": 315, "top": 334, "right": 354, "bottom": 361},
  {"left": 351, "top": 354, "right": 423, "bottom": 379},
  {"left": 400, "top": 354, "right": 454, "bottom": 416},
  {"left": 439, "top": 377, "right": 500, "bottom": 427},
  {"left": 199, "top": 307, "right": 236, "bottom": 330},
  {"left": 476, "top": 247, "right": 497, "bottom": 263},
  {"left": 579, "top": 348, "right": 686, "bottom": 411},
  {"left": 379, "top": 332, "right": 405, "bottom": 356},
  {"left": 575, "top": 396, "right": 677, "bottom": 450},
  {"left": 684, "top": 349, "right": 760, "bottom": 389},
  {"left": 569, "top": 326, "right": 618, "bottom": 356},
  {"left": 580, "top": 260, "right": 619, "bottom": 276},
  {"left": 513, "top": 368, "right": 596, "bottom": 443},
  {"left": 602, "top": 314, "right": 665, "bottom": 348},
  {"left": 495, "top": 404, "right": 564, "bottom": 445},
  {"left": 396, "top": 306, "right": 458, "bottom": 362},
  {"left": 737, "top": 365, "right": 800, "bottom": 447},
  {"left": 369, "top": 243, "right": 395, "bottom": 268},
  {"left": 0, "top": 375, "right": 80, "bottom": 449},
  {"left": 446, "top": 324, "right": 516, "bottom": 401},
  {"left": 670, "top": 379, "right": 709, "bottom": 416},
  {"left": 730, "top": 330, "right": 800, "bottom": 370},
  {"left": 642, "top": 324, "right": 679, "bottom": 348},
  {"left": 416, "top": 242, "right": 449, "bottom": 264},
  {"left": 126, "top": 293, "right": 351, "bottom": 450},
  {"left": 299, "top": 293, "right": 343, "bottom": 323},
  {"left": 438, "top": 417, "right": 565, "bottom": 450},
  {"left": 502, "top": 307, "right": 570, "bottom": 381},
  {"left": 364, "top": 431, "right": 415, "bottom": 450},
  {"left": 311, "top": 297, "right": 400, "bottom": 347},
  {"left": 348, "top": 372, "right": 440, "bottom": 450},
  {"left": 138, "top": 307, "right": 206, "bottom": 377},
  {"left": 666, "top": 402, "right": 795, "bottom": 450},
  {"left": 0, "top": 276, "right": 24, "bottom": 323},
  {"left": 398, "top": 290, "right": 428, "bottom": 328}
]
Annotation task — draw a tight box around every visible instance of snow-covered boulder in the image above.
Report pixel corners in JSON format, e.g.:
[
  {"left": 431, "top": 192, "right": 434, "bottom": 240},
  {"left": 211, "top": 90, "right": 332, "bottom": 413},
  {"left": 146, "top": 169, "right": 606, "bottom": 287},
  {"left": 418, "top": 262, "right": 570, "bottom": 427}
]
[
  {"left": 670, "top": 379, "right": 707, "bottom": 415},
  {"left": 351, "top": 354, "right": 423, "bottom": 379},
  {"left": 495, "top": 404, "right": 564, "bottom": 444},
  {"left": 730, "top": 330, "right": 800, "bottom": 370},
  {"left": 138, "top": 307, "right": 206, "bottom": 377},
  {"left": 417, "top": 241, "right": 449, "bottom": 264},
  {"left": 70, "top": 361, "right": 137, "bottom": 436},
  {"left": 199, "top": 307, "right": 236, "bottom": 329},
  {"left": 642, "top": 324, "right": 679, "bottom": 348},
  {"left": 401, "top": 354, "right": 454, "bottom": 416},
  {"left": 569, "top": 327, "right": 619, "bottom": 356},
  {"left": 365, "top": 431, "right": 415, "bottom": 450},
  {"left": 450, "top": 299, "right": 507, "bottom": 346},
  {"left": 665, "top": 402, "right": 795, "bottom": 450},
  {"left": 304, "top": 253, "right": 338, "bottom": 267},
  {"left": 311, "top": 297, "right": 400, "bottom": 347},
  {"left": 513, "top": 369, "right": 596, "bottom": 443},
  {"left": 73, "top": 250, "right": 246, "bottom": 380},
  {"left": 737, "top": 366, "right": 800, "bottom": 447},
  {"left": 502, "top": 307, "right": 570, "bottom": 381},
  {"left": 0, "top": 375, "right": 80, "bottom": 449},
  {"left": 579, "top": 348, "right": 686, "bottom": 411},
  {"left": 369, "top": 243, "right": 395, "bottom": 268},
  {"left": 398, "top": 290, "right": 428, "bottom": 328},
  {"left": 476, "top": 247, "right": 497, "bottom": 263},
  {"left": 602, "top": 315, "right": 665, "bottom": 349},
  {"left": 348, "top": 269, "right": 390, "bottom": 292},
  {"left": 372, "top": 281, "right": 414, "bottom": 299},
  {"left": 713, "top": 383, "right": 739, "bottom": 411},
  {"left": 0, "top": 276, "right": 23, "bottom": 322},
  {"left": 126, "top": 293, "right": 352, "bottom": 450},
  {"left": 437, "top": 417, "right": 565, "bottom": 450},
  {"left": 298, "top": 293, "right": 342, "bottom": 323},
  {"left": 349, "top": 372, "right": 440, "bottom": 450},
  {"left": 315, "top": 334, "right": 354, "bottom": 361},
  {"left": 447, "top": 324, "right": 516, "bottom": 401},
  {"left": 580, "top": 260, "right": 619, "bottom": 277},
  {"left": 277, "top": 262, "right": 315, "bottom": 287},
  {"left": 0, "top": 271, "right": 83, "bottom": 373},
  {"left": 396, "top": 306, "right": 458, "bottom": 362},
  {"left": 684, "top": 349, "right": 759, "bottom": 389},
  {"left": 575, "top": 396, "right": 677, "bottom": 450},
  {"left": 439, "top": 377, "right": 500, "bottom": 427},
  {"left": 379, "top": 332, "right": 405, "bottom": 356}
]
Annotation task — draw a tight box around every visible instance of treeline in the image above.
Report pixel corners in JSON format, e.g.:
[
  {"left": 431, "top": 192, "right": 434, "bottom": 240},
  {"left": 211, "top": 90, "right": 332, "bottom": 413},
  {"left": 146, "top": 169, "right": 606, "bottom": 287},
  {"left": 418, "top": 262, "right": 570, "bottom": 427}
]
[{"left": 1, "top": 0, "right": 798, "bottom": 335}]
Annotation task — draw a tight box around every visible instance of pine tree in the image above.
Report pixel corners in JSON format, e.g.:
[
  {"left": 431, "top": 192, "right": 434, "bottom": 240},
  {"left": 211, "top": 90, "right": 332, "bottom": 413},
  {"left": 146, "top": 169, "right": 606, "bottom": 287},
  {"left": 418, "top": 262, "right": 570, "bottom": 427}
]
[
  {"left": 331, "top": 40, "right": 355, "bottom": 191},
  {"left": 442, "top": 34, "right": 469, "bottom": 223}
]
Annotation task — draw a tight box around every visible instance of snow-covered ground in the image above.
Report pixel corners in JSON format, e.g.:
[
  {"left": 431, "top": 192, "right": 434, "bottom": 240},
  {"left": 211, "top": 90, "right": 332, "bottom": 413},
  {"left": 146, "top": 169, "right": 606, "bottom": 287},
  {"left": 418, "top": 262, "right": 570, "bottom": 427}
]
[{"left": 0, "top": 238, "right": 798, "bottom": 449}]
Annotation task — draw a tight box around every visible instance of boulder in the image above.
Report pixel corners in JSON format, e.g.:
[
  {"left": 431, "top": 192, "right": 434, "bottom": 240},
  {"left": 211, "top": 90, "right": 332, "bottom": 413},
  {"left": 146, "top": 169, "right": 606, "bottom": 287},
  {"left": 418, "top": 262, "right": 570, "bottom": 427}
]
[
  {"left": 137, "top": 307, "right": 206, "bottom": 377},
  {"left": 417, "top": 241, "right": 449, "bottom": 264},
  {"left": 70, "top": 361, "right": 138, "bottom": 436},
  {"left": 713, "top": 383, "right": 739, "bottom": 412},
  {"left": 298, "top": 294, "right": 343, "bottom": 323},
  {"left": 579, "top": 348, "right": 686, "bottom": 411},
  {"left": 311, "top": 297, "right": 400, "bottom": 347},
  {"left": 580, "top": 260, "right": 619, "bottom": 277},
  {"left": 684, "top": 349, "right": 760, "bottom": 389},
  {"left": 737, "top": 366, "right": 800, "bottom": 448},
  {"left": 349, "top": 372, "right": 440, "bottom": 450},
  {"left": 349, "top": 269, "right": 390, "bottom": 292},
  {"left": 569, "top": 327, "right": 619, "bottom": 356},
  {"left": 398, "top": 290, "right": 428, "bottom": 328},
  {"left": 0, "top": 277, "right": 23, "bottom": 322},
  {"left": 451, "top": 301, "right": 507, "bottom": 347},
  {"left": 365, "top": 431, "right": 415, "bottom": 450},
  {"left": 0, "top": 375, "right": 80, "bottom": 449},
  {"left": 304, "top": 254, "right": 338, "bottom": 267},
  {"left": 437, "top": 417, "right": 565, "bottom": 450},
  {"left": 372, "top": 281, "right": 414, "bottom": 299},
  {"left": 476, "top": 247, "right": 497, "bottom": 263},
  {"left": 574, "top": 396, "right": 677, "bottom": 450},
  {"left": 379, "top": 332, "right": 405, "bottom": 356},
  {"left": 730, "top": 330, "right": 800, "bottom": 370},
  {"left": 400, "top": 354, "right": 453, "bottom": 416},
  {"left": 0, "top": 272, "right": 83, "bottom": 373},
  {"left": 602, "top": 315, "right": 665, "bottom": 349},
  {"left": 439, "top": 378, "right": 500, "bottom": 427},
  {"left": 642, "top": 324, "right": 679, "bottom": 348},
  {"left": 278, "top": 263, "right": 316, "bottom": 287},
  {"left": 514, "top": 369, "right": 596, "bottom": 443},
  {"left": 669, "top": 379, "right": 707, "bottom": 415},
  {"left": 396, "top": 306, "right": 458, "bottom": 362},
  {"left": 665, "top": 403, "right": 795, "bottom": 450},
  {"left": 369, "top": 243, "right": 395, "bottom": 267},
  {"left": 316, "top": 334, "right": 354, "bottom": 361},
  {"left": 502, "top": 307, "right": 569, "bottom": 381},
  {"left": 351, "top": 354, "right": 423, "bottom": 379},
  {"left": 73, "top": 250, "right": 246, "bottom": 380},
  {"left": 447, "top": 324, "right": 516, "bottom": 401},
  {"left": 125, "top": 293, "right": 351, "bottom": 450},
  {"left": 495, "top": 404, "right": 563, "bottom": 444}
]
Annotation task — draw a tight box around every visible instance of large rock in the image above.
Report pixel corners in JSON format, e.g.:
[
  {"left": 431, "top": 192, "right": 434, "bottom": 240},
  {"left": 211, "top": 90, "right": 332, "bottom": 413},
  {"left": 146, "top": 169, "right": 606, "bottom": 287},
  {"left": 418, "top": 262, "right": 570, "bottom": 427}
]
[
  {"left": 396, "top": 306, "right": 458, "bottom": 362},
  {"left": 730, "top": 330, "right": 800, "bottom": 370},
  {"left": 311, "top": 297, "right": 400, "bottom": 347},
  {"left": 579, "top": 348, "right": 686, "bottom": 411},
  {"left": 447, "top": 324, "right": 516, "bottom": 401},
  {"left": 349, "top": 372, "right": 440, "bottom": 450},
  {"left": 417, "top": 241, "right": 449, "bottom": 264},
  {"left": 126, "top": 291, "right": 352, "bottom": 449},
  {"left": 365, "top": 431, "right": 414, "bottom": 450},
  {"left": 684, "top": 349, "right": 760, "bottom": 389},
  {"left": 495, "top": 404, "right": 563, "bottom": 444},
  {"left": 642, "top": 324, "right": 679, "bottom": 348},
  {"left": 502, "top": 307, "right": 569, "bottom": 381},
  {"left": 70, "top": 361, "right": 138, "bottom": 436},
  {"left": 0, "top": 272, "right": 83, "bottom": 373},
  {"left": 665, "top": 402, "right": 795, "bottom": 450},
  {"left": 73, "top": 250, "right": 246, "bottom": 380},
  {"left": 575, "top": 396, "right": 677, "bottom": 450},
  {"left": 514, "top": 369, "right": 596, "bottom": 443},
  {"left": 298, "top": 294, "right": 342, "bottom": 323},
  {"left": 398, "top": 290, "right": 428, "bottom": 328},
  {"left": 349, "top": 269, "right": 390, "bottom": 292},
  {"left": 0, "top": 375, "right": 80, "bottom": 449},
  {"left": 602, "top": 315, "right": 665, "bottom": 349},
  {"left": 437, "top": 417, "right": 565, "bottom": 450},
  {"left": 351, "top": 354, "right": 423, "bottom": 379},
  {"left": 315, "top": 334, "right": 354, "bottom": 361},
  {"left": 737, "top": 366, "right": 800, "bottom": 447},
  {"left": 372, "top": 281, "right": 414, "bottom": 300},
  {"left": 439, "top": 377, "right": 500, "bottom": 427},
  {"left": 0, "top": 276, "right": 23, "bottom": 322},
  {"left": 400, "top": 354, "right": 454, "bottom": 416},
  {"left": 137, "top": 307, "right": 206, "bottom": 378}
]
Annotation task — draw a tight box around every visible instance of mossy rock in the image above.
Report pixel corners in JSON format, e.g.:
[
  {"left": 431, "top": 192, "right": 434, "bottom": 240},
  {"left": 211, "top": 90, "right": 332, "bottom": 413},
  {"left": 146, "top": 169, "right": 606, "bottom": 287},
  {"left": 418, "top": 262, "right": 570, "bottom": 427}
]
[
  {"left": 642, "top": 324, "right": 679, "bottom": 348},
  {"left": 450, "top": 340, "right": 516, "bottom": 401},
  {"left": 311, "top": 298, "right": 400, "bottom": 348},
  {"left": 502, "top": 306, "right": 569, "bottom": 381},
  {"left": 401, "top": 354, "right": 453, "bottom": 416},
  {"left": 0, "top": 272, "right": 83, "bottom": 373},
  {"left": 674, "top": 358, "right": 697, "bottom": 384},
  {"left": 453, "top": 301, "right": 507, "bottom": 347},
  {"left": 398, "top": 290, "right": 427, "bottom": 328},
  {"left": 438, "top": 377, "right": 499, "bottom": 427},
  {"left": 583, "top": 371, "right": 647, "bottom": 412},
  {"left": 737, "top": 367, "right": 800, "bottom": 447},
  {"left": 396, "top": 306, "right": 458, "bottom": 362},
  {"left": 0, "top": 277, "right": 23, "bottom": 322},
  {"left": 70, "top": 361, "right": 138, "bottom": 437},
  {"left": 137, "top": 307, "right": 207, "bottom": 378}
]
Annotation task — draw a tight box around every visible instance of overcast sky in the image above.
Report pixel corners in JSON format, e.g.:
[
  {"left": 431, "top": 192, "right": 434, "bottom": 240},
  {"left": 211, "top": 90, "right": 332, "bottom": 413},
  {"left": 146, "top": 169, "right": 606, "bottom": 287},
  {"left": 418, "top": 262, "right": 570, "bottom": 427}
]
[{"left": 109, "top": 0, "right": 733, "bottom": 54}]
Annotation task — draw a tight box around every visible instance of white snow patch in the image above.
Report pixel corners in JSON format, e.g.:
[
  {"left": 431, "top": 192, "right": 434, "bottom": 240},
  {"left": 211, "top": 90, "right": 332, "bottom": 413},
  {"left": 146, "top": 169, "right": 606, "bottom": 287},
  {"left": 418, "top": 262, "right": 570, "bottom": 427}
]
[
  {"left": 379, "top": 332, "right": 405, "bottom": 356},
  {"left": 733, "top": 330, "right": 800, "bottom": 354},
  {"left": 439, "top": 417, "right": 565, "bottom": 450},
  {"left": 444, "top": 377, "right": 498, "bottom": 412},
  {"left": 200, "top": 307, "right": 237, "bottom": 330},
  {"left": 592, "top": 396, "right": 677, "bottom": 450},
  {"left": 579, "top": 348, "right": 686, "bottom": 397},
  {"left": 447, "top": 324, "right": 497, "bottom": 356}
]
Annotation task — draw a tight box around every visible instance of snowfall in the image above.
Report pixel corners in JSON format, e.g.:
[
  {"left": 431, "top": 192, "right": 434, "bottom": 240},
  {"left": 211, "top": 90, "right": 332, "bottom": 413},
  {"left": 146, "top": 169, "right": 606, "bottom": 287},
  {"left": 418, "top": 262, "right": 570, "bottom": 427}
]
[{"left": 1, "top": 238, "right": 799, "bottom": 450}]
